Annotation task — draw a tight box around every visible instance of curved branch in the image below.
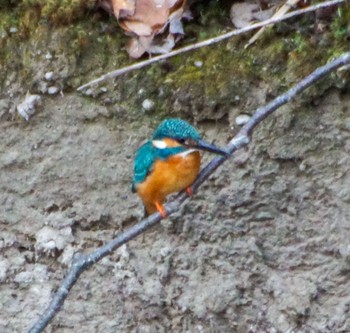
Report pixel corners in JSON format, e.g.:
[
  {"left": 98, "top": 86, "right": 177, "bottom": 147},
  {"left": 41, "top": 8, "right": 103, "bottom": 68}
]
[{"left": 27, "top": 51, "right": 350, "bottom": 333}]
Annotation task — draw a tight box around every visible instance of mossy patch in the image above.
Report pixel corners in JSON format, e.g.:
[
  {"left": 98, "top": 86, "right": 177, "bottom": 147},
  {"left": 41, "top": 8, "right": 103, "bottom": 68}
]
[{"left": 0, "top": 0, "right": 349, "bottom": 122}]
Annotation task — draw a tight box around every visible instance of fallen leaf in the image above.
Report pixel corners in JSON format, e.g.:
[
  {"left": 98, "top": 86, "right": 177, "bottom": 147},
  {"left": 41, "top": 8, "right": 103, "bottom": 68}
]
[
  {"left": 123, "top": 20, "right": 153, "bottom": 36},
  {"left": 127, "top": 36, "right": 152, "bottom": 58},
  {"left": 111, "top": 0, "right": 135, "bottom": 18},
  {"left": 101, "top": 0, "right": 188, "bottom": 58},
  {"left": 253, "top": 7, "right": 275, "bottom": 21},
  {"left": 230, "top": 3, "right": 259, "bottom": 28}
]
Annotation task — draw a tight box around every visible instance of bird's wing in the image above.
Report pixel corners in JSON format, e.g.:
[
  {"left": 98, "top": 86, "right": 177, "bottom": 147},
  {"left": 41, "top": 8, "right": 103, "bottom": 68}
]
[{"left": 132, "top": 141, "right": 154, "bottom": 192}]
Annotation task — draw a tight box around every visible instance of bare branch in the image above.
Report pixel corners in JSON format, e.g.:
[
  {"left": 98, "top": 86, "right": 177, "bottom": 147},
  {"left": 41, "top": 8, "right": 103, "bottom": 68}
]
[
  {"left": 28, "top": 51, "right": 350, "bottom": 333},
  {"left": 77, "top": 0, "right": 345, "bottom": 91}
]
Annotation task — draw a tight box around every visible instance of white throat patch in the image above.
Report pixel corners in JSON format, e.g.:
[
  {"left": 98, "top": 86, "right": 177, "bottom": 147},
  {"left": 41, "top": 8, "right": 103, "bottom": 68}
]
[
  {"left": 152, "top": 140, "right": 167, "bottom": 149},
  {"left": 177, "top": 149, "right": 197, "bottom": 157}
]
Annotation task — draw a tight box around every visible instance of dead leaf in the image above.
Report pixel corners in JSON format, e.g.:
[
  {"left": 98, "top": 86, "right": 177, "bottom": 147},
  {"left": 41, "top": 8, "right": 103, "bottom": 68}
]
[
  {"left": 127, "top": 36, "right": 152, "bottom": 58},
  {"left": 147, "top": 34, "right": 175, "bottom": 54},
  {"left": 110, "top": 0, "right": 135, "bottom": 18},
  {"left": 253, "top": 7, "right": 275, "bottom": 21},
  {"left": 122, "top": 20, "right": 153, "bottom": 36},
  {"left": 230, "top": 3, "right": 259, "bottom": 28},
  {"left": 230, "top": 2, "right": 276, "bottom": 29},
  {"left": 101, "top": 0, "right": 188, "bottom": 58}
]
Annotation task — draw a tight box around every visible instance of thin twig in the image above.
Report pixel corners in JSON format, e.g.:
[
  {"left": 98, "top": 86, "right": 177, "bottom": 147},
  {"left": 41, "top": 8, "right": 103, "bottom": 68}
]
[
  {"left": 77, "top": 0, "right": 345, "bottom": 91},
  {"left": 245, "top": 0, "right": 301, "bottom": 48},
  {"left": 27, "top": 51, "right": 350, "bottom": 333}
]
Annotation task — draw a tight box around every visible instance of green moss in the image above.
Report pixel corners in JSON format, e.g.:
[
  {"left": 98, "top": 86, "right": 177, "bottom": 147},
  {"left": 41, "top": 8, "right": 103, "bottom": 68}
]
[
  {"left": 20, "top": 0, "right": 96, "bottom": 25},
  {"left": 331, "top": 3, "right": 350, "bottom": 42}
]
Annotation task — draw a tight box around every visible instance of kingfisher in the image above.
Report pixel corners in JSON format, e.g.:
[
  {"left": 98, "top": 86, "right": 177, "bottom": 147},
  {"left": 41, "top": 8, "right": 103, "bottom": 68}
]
[{"left": 132, "top": 118, "right": 229, "bottom": 217}]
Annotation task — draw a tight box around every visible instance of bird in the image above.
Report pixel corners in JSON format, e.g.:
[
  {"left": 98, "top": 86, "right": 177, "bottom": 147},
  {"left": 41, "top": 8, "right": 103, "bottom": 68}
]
[{"left": 132, "top": 118, "right": 229, "bottom": 218}]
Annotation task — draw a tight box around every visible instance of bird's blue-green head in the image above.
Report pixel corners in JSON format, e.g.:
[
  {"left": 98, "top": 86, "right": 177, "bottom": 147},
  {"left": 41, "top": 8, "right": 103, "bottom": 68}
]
[
  {"left": 152, "top": 118, "right": 229, "bottom": 156},
  {"left": 152, "top": 118, "right": 201, "bottom": 142}
]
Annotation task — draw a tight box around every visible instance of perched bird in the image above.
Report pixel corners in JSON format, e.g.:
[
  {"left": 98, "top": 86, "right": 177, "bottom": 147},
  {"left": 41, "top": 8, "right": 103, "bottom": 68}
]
[{"left": 132, "top": 118, "right": 229, "bottom": 217}]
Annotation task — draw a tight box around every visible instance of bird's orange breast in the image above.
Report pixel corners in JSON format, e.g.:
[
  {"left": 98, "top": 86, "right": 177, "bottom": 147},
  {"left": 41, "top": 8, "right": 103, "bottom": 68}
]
[{"left": 137, "top": 150, "right": 201, "bottom": 215}]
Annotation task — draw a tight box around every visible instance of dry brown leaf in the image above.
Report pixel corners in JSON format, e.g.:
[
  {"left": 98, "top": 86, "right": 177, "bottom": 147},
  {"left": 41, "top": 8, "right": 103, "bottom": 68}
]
[
  {"left": 122, "top": 20, "right": 153, "bottom": 36},
  {"left": 253, "top": 7, "right": 275, "bottom": 21},
  {"left": 111, "top": 0, "right": 136, "bottom": 18},
  {"left": 102, "top": 0, "right": 188, "bottom": 58},
  {"left": 230, "top": 2, "right": 276, "bottom": 29},
  {"left": 169, "top": 6, "right": 188, "bottom": 34},
  {"left": 127, "top": 36, "right": 152, "bottom": 58},
  {"left": 230, "top": 3, "right": 259, "bottom": 28},
  {"left": 147, "top": 34, "right": 175, "bottom": 54}
]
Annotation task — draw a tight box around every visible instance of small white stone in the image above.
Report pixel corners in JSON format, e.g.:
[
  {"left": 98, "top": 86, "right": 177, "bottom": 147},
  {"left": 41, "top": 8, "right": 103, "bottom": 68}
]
[
  {"left": 100, "top": 87, "right": 108, "bottom": 93},
  {"left": 299, "top": 161, "right": 307, "bottom": 172},
  {"left": 160, "top": 246, "right": 172, "bottom": 257},
  {"left": 9, "top": 27, "right": 18, "bottom": 33},
  {"left": 119, "top": 244, "right": 130, "bottom": 262},
  {"left": 17, "top": 93, "right": 42, "bottom": 121},
  {"left": 235, "top": 114, "right": 251, "bottom": 126},
  {"left": 14, "top": 271, "right": 33, "bottom": 284},
  {"left": 35, "top": 226, "right": 74, "bottom": 254},
  {"left": 47, "top": 86, "right": 59, "bottom": 95},
  {"left": 45, "top": 52, "right": 53, "bottom": 60},
  {"left": 194, "top": 60, "right": 203, "bottom": 68},
  {"left": 0, "top": 258, "right": 9, "bottom": 282},
  {"left": 44, "top": 72, "right": 54, "bottom": 81},
  {"left": 142, "top": 99, "right": 155, "bottom": 111},
  {"left": 84, "top": 89, "right": 93, "bottom": 96},
  {"left": 58, "top": 245, "right": 75, "bottom": 266}
]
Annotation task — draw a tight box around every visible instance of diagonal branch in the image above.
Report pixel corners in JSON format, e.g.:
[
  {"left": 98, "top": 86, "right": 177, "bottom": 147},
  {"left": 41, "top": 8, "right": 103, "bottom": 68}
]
[
  {"left": 27, "top": 51, "right": 350, "bottom": 333},
  {"left": 77, "top": 0, "right": 345, "bottom": 91}
]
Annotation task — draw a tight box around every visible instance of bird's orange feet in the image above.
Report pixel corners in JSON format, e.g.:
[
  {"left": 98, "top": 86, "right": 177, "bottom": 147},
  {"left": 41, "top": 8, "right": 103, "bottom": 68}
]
[
  {"left": 186, "top": 187, "right": 193, "bottom": 196},
  {"left": 155, "top": 202, "right": 167, "bottom": 218}
]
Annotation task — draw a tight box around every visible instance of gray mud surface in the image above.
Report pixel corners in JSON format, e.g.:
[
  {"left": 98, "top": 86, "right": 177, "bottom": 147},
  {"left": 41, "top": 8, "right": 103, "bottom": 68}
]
[{"left": 1, "top": 89, "right": 350, "bottom": 333}]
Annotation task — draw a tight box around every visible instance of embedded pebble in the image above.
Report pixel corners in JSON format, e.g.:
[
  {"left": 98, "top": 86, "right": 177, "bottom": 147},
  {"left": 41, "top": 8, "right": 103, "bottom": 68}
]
[
  {"left": 9, "top": 27, "right": 18, "bottom": 33},
  {"left": 58, "top": 245, "right": 75, "bottom": 266},
  {"left": 142, "top": 99, "right": 155, "bottom": 111},
  {"left": 84, "top": 88, "right": 93, "bottom": 96},
  {"left": 47, "top": 86, "right": 59, "bottom": 95},
  {"left": 299, "top": 161, "right": 307, "bottom": 172},
  {"left": 14, "top": 271, "right": 33, "bottom": 284},
  {"left": 14, "top": 265, "right": 48, "bottom": 285},
  {"left": 194, "top": 60, "right": 203, "bottom": 68},
  {"left": 44, "top": 72, "right": 54, "bottom": 81},
  {"left": 160, "top": 246, "right": 172, "bottom": 257},
  {"left": 17, "top": 93, "right": 42, "bottom": 121},
  {"left": 35, "top": 226, "right": 74, "bottom": 254},
  {"left": 235, "top": 114, "right": 251, "bottom": 126},
  {"left": 0, "top": 258, "right": 10, "bottom": 282}
]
